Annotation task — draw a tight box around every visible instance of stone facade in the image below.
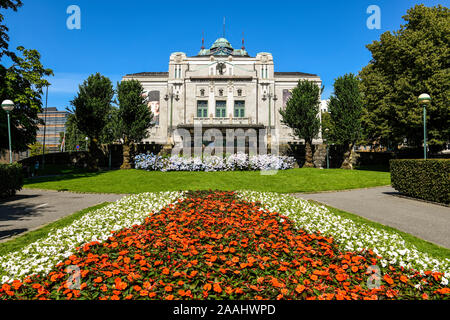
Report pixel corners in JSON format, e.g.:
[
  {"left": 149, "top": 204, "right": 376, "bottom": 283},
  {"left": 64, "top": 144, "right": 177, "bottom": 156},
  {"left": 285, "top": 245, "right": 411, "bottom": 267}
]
[{"left": 121, "top": 37, "right": 323, "bottom": 148}]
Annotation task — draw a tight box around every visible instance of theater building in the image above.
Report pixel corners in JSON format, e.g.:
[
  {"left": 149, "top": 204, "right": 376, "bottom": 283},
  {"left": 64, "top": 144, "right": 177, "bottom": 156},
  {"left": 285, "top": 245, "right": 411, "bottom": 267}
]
[{"left": 122, "top": 36, "right": 323, "bottom": 149}]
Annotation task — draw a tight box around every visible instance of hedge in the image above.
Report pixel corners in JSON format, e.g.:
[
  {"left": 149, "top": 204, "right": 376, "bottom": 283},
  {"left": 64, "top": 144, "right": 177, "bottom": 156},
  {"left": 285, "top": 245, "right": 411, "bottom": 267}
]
[
  {"left": 390, "top": 159, "right": 449, "bottom": 204},
  {"left": 0, "top": 163, "right": 24, "bottom": 198}
]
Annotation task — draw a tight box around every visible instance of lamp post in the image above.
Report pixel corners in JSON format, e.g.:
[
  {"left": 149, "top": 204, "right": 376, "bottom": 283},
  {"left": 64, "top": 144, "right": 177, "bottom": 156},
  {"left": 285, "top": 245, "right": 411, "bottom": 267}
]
[
  {"left": 85, "top": 136, "right": 89, "bottom": 151},
  {"left": 164, "top": 86, "right": 179, "bottom": 144},
  {"left": 324, "top": 128, "right": 330, "bottom": 169},
  {"left": 2, "top": 100, "right": 15, "bottom": 163},
  {"left": 42, "top": 85, "right": 48, "bottom": 169},
  {"left": 262, "top": 86, "right": 277, "bottom": 147},
  {"left": 418, "top": 93, "right": 431, "bottom": 160}
]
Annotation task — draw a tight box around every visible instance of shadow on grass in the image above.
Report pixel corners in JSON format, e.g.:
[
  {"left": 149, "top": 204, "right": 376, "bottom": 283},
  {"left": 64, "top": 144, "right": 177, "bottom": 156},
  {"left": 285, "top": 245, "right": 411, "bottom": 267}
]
[
  {"left": 355, "top": 165, "right": 390, "bottom": 172},
  {"left": 24, "top": 170, "right": 112, "bottom": 185},
  {"left": 0, "top": 229, "right": 28, "bottom": 242}
]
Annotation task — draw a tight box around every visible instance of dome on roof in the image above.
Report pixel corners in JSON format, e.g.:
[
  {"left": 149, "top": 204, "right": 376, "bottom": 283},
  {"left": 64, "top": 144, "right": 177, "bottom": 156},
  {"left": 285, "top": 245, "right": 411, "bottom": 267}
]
[
  {"left": 210, "top": 37, "right": 233, "bottom": 50},
  {"left": 196, "top": 36, "right": 249, "bottom": 57}
]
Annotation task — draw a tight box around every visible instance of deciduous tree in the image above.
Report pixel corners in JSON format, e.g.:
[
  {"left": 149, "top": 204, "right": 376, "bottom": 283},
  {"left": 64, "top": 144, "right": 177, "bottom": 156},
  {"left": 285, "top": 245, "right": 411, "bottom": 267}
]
[
  {"left": 70, "top": 73, "right": 114, "bottom": 169},
  {"left": 327, "top": 73, "right": 363, "bottom": 169},
  {"left": 359, "top": 4, "right": 449, "bottom": 150},
  {"left": 116, "top": 79, "right": 153, "bottom": 169},
  {"left": 279, "top": 80, "right": 321, "bottom": 167}
]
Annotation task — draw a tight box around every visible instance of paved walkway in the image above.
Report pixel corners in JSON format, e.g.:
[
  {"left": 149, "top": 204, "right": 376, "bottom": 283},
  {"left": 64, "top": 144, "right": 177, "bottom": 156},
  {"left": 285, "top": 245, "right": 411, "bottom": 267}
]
[
  {"left": 293, "top": 186, "right": 450, "bottom": 249},
  {"left": 0, "top": 189, "right": 126, "bottom": 242}
]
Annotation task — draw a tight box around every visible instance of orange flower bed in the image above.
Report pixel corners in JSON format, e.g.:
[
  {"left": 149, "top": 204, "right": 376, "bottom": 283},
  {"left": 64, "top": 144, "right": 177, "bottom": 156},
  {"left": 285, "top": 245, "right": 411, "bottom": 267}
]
[{"left": 0, "top": 191, "right": 448, "bottom": 300}]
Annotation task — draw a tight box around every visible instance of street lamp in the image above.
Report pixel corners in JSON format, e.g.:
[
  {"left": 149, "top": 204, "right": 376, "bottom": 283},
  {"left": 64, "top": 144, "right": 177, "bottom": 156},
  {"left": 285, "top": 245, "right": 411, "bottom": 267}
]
[
  {"left": 164, "top": 86, "right": 179, "bottom": 143},
  {"left": 324, "top": 128, "right": 330, "bottom": 169},
  {"left": 2, "top": 99, "right": 15, "bottom": 163},
  {"left": 262, "top": 86, "right": 277, "bottom": 148},
  {"left": 418, "top": 93, "right": 431, "bottom": 160},
  {"left": 85, "top": 136, "right": 89, "bottom": 151},
  {"left": 262, "top": 86, "right": 278, "bottom": 129}
]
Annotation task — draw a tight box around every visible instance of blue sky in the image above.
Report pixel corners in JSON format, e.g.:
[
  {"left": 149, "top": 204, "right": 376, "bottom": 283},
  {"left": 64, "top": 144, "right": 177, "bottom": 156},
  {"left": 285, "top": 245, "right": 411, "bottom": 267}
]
[{"left": 2, "top": 0, "right": 445, "bottom": 110}]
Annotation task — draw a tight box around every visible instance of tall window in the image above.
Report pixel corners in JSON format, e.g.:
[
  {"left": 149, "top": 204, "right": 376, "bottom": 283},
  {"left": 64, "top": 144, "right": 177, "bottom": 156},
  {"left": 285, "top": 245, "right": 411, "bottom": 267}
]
[
  {"left": 215, "top": 101, "right": 226, "bottom": 118},
  {"left": 234, "top": 101, "right": 245, "bottom": 118},
  {"left": 197, "top": 101, "right": 208, "bottom": 118}
]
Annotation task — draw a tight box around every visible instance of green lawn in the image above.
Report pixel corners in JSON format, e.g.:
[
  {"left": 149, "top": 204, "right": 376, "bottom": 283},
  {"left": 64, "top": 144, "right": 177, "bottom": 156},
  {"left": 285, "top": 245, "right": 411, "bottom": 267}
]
[{"left": 24, "top": 168, "right": 391, "bottom": 194}]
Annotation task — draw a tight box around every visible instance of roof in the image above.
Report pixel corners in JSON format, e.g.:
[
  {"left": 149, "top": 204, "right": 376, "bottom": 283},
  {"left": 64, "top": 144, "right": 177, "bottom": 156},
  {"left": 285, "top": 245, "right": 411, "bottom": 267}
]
[
  {"left": 275, "top": 72, "right": 318, "bottom": 77},
  {"left": 125, "top": 72, "right": 318, "bottom": 78},
  {"left": 125, "top": 72, "right": 169, "bottom": 77}
]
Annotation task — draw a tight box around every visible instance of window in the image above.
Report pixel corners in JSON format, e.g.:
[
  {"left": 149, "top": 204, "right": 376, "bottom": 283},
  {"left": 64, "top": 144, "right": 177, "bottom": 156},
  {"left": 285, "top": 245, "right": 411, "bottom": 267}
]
[
  {"left": 234, "top": 101, "right": 245, "bottom": 118},
  {"left": 197, "top": 101, "right": 208, "bottom": 118},
  {"left": 215, "top": 101, "right": 226, "bottom": 118}
]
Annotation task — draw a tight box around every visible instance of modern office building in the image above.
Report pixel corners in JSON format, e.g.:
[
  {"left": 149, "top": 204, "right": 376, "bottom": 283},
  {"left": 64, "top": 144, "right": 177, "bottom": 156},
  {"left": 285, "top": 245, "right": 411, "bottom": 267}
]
[{"left": 36, "top": 107, "right": 68, "bottom": 152}]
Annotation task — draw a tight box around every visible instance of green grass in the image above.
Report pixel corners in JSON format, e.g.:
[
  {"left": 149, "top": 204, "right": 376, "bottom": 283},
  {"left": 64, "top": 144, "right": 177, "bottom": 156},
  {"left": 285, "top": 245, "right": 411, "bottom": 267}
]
[
  {"left": 315, "top": 201, "right": 450, "bottom": 260},
  {"left": 0, "top": 202, "right": 111, "bottom": 256},
  {"left": 24, "top": 168, "right": 391, "bottom": 194},
  {"left": 33, "top": 164, "right": 90, "bottom": 176}
]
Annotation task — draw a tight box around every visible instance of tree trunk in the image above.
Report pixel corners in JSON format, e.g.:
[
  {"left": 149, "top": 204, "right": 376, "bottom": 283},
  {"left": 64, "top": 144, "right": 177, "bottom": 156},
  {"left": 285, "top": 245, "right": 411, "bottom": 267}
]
[
  {"left": 303, "top": 140, "right": 315, "bottom": 168},
  {"left": 341, "top": 143, "right": 354, "bottom": 170},
  {"left": 87, "top": 139, "right": 101, "bottom": 171},
  {"left": 121, "top": 137, "right": 132, "bottom": 170}
]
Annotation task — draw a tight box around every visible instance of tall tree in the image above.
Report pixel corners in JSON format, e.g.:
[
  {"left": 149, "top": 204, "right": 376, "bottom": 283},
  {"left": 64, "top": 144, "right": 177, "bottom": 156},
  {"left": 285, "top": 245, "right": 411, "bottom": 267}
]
[
  {"left": 116, "top": 79, "right": 153, "bottom": 169},
  {"left": 1, "top": 0, "right": 53, "bottom": 153},
  {"left": 327, "top": 73, "right": 363, "bottom": 169},
  {"left": 0, "top": 0, "right": 23, "bottom": 59},
  {"left": 70, "top": 73, "right": 114, "bottom": 169},
  {"left": 279, "top": 80, "right": 321, "bottom": 167},
  {"left": 63, "top": 113, "right": 84, "bottom": 152},
  {"left": 359, "top": 4, "right": 449, "bottom": 150}
]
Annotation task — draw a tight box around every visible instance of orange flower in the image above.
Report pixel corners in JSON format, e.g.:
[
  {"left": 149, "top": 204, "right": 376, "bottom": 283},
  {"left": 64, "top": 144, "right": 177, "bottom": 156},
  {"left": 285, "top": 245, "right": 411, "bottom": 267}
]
[
  {"left": 93, "top": 277, "right": 103, "bottom": 283},
  {"left": 213, "top": 283, "right": 222, "bottom": 293},
  {"left": 164, "top": 285, "right": 173, "bottom": 292},
  {"left": 190, "top": 270, "right": 198, "bottom": 277},
  {"left": 351, "top": 266, "right": 359, "bottom": 273},
  {"left": 133, "top": 285, "right": 142, "bottom": 292},
  {"left": 295, "top": 284, "right": 306, "bottom": 293},
  {"left": 400, "top": 275, "right": 408, "bottom": 283},
  {"left": 162, "top": 268, "right": 170, "bottom": 275},
  {"left": 383, "top": 274, "right": 394, "bottom": 285},
  {"left": 336, "top": 274, "right": 347, "bottom": 282},
  {"left": 435, "top": 288, "right": 450, "bottom": 294},
  {"left": 203, "top": 283, "right": 212, "bottom": 291},
  {"left": 114, "top": 278, "right": 127, "bottom": 291}
]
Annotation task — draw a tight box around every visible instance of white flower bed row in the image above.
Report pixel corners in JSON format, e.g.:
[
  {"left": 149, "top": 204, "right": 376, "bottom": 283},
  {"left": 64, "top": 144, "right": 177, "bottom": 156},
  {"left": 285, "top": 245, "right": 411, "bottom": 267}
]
[
  {"left": 134, "top": 153, "right": 295, "bottom": 172},
  {"left": 0, "top": 191, "right": 183, "bottom": 284},
  {"left": 236, "top": 191, "right": 450, "bottom": 282}
]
